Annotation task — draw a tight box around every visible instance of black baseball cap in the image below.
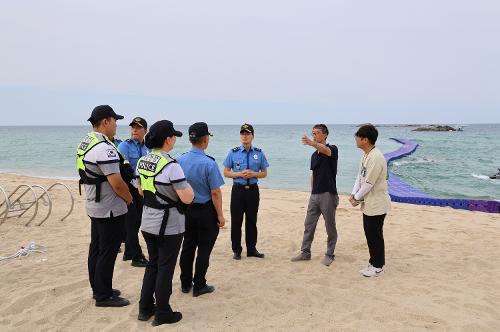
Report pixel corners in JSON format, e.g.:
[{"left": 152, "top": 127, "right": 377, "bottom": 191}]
[
  {"left": 129, "top": 116, "right": 148, "bottom": 129},
  {"left": 189, "top": 122, "right": 213, "bottom": 138},
  {"left": 87, "top": 105, "right": 124, "bottom": 123},
  {"left": 145, "top": 120, "right": 182, "bottom": 149},
  {"left": 240, "top": 123, "right": 254, "bottom": 134}
]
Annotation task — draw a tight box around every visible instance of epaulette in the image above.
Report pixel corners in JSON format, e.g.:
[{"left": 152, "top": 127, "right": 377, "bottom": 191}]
[
  {"left": 253, "top": 147, "right": 262, "bottom": 152},
  {"left": 232, "top": 146, "right": 241, "bottom": 152},
  {"left": 206, "top": 154, "right": 215, "bottom": 161},
  {"left": 125, "top": 138, "right": 133, "bottom": 143}
]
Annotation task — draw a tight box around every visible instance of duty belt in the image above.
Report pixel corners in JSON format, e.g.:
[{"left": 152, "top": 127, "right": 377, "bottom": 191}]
[
  {"left": 233, "top": 183, "right": 258, "bottom": 190},
  {"left": 190, "top": 200, "right": 213, "bottom": 208}
]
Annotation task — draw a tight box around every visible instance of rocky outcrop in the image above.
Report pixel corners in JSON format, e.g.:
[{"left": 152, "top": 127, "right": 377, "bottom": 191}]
[{"left": 412, "top": 125, "right": 456, "bottom": 132}]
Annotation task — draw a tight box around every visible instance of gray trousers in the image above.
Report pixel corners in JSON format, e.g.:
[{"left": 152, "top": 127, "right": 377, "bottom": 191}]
[{"left": 300, "top": 192, "right": 339, "bottom": 257}]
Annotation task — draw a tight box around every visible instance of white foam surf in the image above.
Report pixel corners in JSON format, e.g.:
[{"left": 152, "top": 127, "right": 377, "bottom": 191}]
[{"left": 393, "top": 158, "right": 437, "bottom": 167}]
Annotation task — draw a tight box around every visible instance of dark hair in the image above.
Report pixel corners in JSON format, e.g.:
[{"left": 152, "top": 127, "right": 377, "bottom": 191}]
[
  {"left": 313, "top": 124, "right": 329, "bottom": 136},
  {"left": 189, "top": 136, "right": 205, "bottom": 145},
  {"left": 145, "top": 132, "right": 174, "bottom": 149},
  {"left": 355, "top": 124, "right": 378, "bottom": 145},
  {"left": 91, "top": 117, "right": 112, "bottom": 129}
]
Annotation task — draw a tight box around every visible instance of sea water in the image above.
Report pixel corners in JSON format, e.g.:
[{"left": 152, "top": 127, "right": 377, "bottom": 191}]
[{"left": 0, "top": 124, "right": 498, "bottom": 200}]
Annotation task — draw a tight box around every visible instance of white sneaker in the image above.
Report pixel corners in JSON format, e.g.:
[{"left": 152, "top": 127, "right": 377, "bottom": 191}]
[
  {"left": 362, "top": 265, "right": 384, "bottom": 277},
  {"left": 358, "top": 264, "right": 373, "bottom": 274}
]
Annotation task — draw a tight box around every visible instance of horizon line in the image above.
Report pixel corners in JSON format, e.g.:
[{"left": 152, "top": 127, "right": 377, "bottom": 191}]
[{"left": 0, "top": 123, "right": 498, "bottom": 127}]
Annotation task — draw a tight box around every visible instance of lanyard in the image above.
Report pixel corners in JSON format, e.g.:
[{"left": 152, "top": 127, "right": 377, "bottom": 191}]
[{"left": 361, "top": 146, "right": 375, "bottom": 175}]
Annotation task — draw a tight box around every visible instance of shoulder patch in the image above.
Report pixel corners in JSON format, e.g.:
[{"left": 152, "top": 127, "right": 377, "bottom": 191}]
[
  {"left": 106, "top": 149, "right": 118, "bottom": 158},
  {"left": 253, "top": 147, "right": 262, "bottom": 152},
  {"left": 232, "top": 146, "right": 241, "bottom": 152},
  {"left": 206, "top": 154, "right": 215, "bottom": 161}
]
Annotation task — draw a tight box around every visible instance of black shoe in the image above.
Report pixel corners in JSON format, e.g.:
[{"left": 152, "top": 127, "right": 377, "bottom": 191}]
[
  {"left": 93, "top": 289, "right": 121, "bottom": 300},
  {"left": 233, "top": 252, "right": 241, "bottom": 260},
  {"left": 181, "top": 284, "right": 192, "bottom": 294},
  {"left": 95, "top": 295, "right": 130, "bottom": 307},
  {"left": 151, "top": 312, "right": 182, "bottom": 326},
  {"left": 122, "top": 254, "right": 132, "bottom": 261},
  {"left": 193, "top": 285, "right": 215, "bottom": 297},
  {"left": 138, "top": 309, "right": 155, "bottom": 321},
  {"left": 131, "top": 256, "right": 148, "bottom": 267},
  {"left": 247, "top": 250, "right": 265, "bottom": 258}
]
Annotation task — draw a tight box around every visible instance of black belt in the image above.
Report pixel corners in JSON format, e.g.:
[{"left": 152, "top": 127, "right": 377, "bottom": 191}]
[
  {"left": 233, "top": 183, "right": 258, "bottom": 190},
  {"left": 190, "top": 200, "right": 213, "bottom": 208}
]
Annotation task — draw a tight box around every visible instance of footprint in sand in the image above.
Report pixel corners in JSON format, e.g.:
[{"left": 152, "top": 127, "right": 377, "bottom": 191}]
[{"left": 96, "top": 316, "right": 111, "bottom": 324}]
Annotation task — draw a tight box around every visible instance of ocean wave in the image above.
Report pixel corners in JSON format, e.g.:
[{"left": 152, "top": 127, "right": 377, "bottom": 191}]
[{"left": 393, "top": 158, "right": 437, "bottom": 167}]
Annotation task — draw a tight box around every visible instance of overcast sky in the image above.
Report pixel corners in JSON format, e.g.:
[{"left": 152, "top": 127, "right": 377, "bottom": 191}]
[{"left": 0, "top": 0, "right": 498, "bottom": 125}]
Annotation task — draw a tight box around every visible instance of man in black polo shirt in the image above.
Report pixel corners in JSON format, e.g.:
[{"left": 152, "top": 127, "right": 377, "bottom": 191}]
[{"left": 291, "top": 124, "right": 339, "bottom": 266}]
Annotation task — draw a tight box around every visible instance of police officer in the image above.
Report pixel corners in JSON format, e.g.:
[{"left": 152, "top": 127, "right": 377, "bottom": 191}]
[
  {"left": 76, "top": 105, "right": 132, "bottom": 307},
  {"left": 136, "top": 120, "right": 194, "bottom": 326},
  {"left": 177, "top": 122, "right": 225, "bottom": 297},
  {"left": 118, "top": 117, "right": 149, "bottom": 267},
  {"left": 223, "top": 123, "right": 269, "bottom": 260}
]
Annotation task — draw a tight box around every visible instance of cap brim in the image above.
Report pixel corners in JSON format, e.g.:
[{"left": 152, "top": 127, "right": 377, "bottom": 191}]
[
  {"left": 114, "top": 114, "right": 124, "bottom": 120},
  {"left": 129, "top": 121, "right": 144, "bottom": 127},
  {"left": 240, "top": 129, "right": 253, "bottom": 134},
  {"left": 208, "top": 132, "right": 213, "bottom": 136},
  {"left": 174, "top": 130, "right": 183, "bottom": 137}
]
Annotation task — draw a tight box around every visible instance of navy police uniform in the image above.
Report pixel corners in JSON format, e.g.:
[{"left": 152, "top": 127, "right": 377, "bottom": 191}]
[
  {"left": 177, "top": 122, "right": 225, "bottom": 293},
  {"left": 111, "top": 137, "right": 123, "bottom": 146},
  {"left": 117, "top": 116, "right": 149, "bottom": 265},
  {"left": 223, "top": 124, "right": 269, "bottom": 257}
]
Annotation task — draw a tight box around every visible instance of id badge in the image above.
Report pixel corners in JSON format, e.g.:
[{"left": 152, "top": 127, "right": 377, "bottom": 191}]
[{"left": 361, "top": 166, "right": 367, "bottom": 177}]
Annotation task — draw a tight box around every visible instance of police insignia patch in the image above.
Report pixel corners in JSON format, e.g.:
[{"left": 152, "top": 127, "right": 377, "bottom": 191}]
[
  {"left": 78, "top": 142, "right": 89, "bottom": 151},
  {"left": 253, "top": 154, "right": 258, "bottom": 160},
  {"left": 106, "top": 149, "right": 117, "bottom": 158}
]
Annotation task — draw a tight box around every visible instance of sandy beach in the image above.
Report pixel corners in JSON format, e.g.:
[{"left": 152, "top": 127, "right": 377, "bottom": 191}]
[{"left": 0, "top": 172, "right": 499, "bottom": 331}]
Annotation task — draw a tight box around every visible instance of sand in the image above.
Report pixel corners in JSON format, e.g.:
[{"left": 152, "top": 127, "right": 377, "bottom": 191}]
[{"left": 0, "top": 172, "right": 499, "bottom": 331}]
